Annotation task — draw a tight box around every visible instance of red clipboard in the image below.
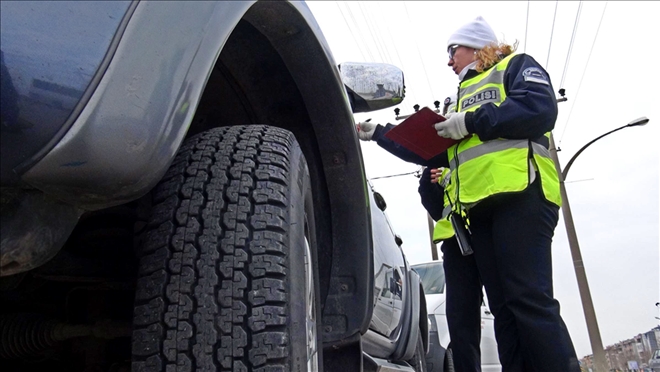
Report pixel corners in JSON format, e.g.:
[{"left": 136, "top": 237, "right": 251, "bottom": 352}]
[{"left": 383, "top": 107, "right": 458, "bottom": 160}]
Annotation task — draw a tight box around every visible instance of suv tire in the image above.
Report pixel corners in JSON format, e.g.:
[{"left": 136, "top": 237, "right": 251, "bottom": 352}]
[{"left": 131, "top": 125, "right": 322, "bottom": 371}]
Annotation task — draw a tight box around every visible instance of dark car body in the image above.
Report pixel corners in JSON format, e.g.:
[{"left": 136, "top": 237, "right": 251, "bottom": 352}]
[{"left": 0, "top": 1, "right": 426, "bottom": 371}]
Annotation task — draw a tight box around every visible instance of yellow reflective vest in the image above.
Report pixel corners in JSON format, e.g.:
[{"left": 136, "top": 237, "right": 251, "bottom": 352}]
[
  {"left": 446, "top": 54, "right": 562, "bottom": 211},
  {"left": 433, "top": 218, "right": 454, "bottom": 244},
  {"left": 431, "top": 167, "right": 455, "bottom": 243}
]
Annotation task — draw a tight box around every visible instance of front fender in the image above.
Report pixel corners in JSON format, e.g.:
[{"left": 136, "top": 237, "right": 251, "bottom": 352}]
[{"left": 22, "top": 1, "right": 255, "bottom": 210}]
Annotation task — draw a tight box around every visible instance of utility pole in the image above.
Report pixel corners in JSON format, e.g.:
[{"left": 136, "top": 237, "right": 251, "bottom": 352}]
[
  {"left": 550, "top": 90, "right": 607, "bottom": 372},
  {"left": 549, "top": 96, "right": 649, "bottom": 371},
  {"left": 549, "top": 133, "right": 608, "bottom": 372},
  {"left": 427, "top": 214, "right": 438, "bottom": 260}
]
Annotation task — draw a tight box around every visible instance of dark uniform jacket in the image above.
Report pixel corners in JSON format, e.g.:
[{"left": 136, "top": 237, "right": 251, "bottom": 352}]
[{"left": 371, "top": 53, "right": 557, "bottom": 165}]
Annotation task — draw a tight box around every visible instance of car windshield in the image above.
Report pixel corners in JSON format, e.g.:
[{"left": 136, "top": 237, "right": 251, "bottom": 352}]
[{"left": 413, "top": 262, "right": 445, "bottom": 294}]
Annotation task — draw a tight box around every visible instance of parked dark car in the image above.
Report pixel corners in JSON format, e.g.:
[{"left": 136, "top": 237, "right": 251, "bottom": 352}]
[{"left": 0, "top": 1, "right": 427, "bottom": 371}]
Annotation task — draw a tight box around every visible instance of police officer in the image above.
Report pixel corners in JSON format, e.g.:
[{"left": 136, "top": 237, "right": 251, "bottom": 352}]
[
  {"left": 434, "top": 16, "right": 580, "bottom": 371},
  {"left": 357, "top": 93, "right": 486, "bottom": 370}
]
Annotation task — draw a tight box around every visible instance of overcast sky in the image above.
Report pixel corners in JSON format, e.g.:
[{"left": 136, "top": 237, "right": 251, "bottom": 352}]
[{"left": 307, "top": 1, "right": 659, "bottom": 360}]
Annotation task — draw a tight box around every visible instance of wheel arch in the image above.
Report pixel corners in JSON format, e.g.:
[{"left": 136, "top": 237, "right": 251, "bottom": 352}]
[{"left": 187, "top": 1, "right": 374, "bottom": 346}]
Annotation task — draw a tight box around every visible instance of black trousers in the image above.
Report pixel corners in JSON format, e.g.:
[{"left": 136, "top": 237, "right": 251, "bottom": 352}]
[
  {"left": 468, "top": 178, "right": 580, "bottom": 372},
  {"left": 442, "top": 237, "right": 483, "bottom": 372}
]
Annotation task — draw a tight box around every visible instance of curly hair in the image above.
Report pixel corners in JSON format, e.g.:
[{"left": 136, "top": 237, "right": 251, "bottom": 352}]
[{"left": 475, "top": 40, "right": 519, "bottom": 72}]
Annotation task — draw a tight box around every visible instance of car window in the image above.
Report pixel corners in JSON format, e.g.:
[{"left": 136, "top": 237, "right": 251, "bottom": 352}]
[{"left": 413, "top": 262, "right": 445, "bottom": 295}]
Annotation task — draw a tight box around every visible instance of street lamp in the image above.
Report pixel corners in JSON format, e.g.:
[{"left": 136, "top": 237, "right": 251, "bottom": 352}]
[
  {"left": 549, "top": 116, "right": 650, "bottom": 372},
  {"left": 562, "top": 117, "right": 649, "bottom": 179}
]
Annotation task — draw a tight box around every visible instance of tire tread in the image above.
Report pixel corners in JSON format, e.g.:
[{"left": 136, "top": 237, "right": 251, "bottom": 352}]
[{"left": 132, "top": 126, "right": 299, "bottom": 372}]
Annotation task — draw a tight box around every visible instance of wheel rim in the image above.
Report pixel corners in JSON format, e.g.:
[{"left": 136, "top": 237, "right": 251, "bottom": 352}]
[{"left": 304, "top": 234, "right": 318, "bottom": 370}]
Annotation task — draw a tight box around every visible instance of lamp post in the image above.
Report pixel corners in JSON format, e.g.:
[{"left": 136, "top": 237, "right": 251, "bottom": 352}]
[
  {"left": 549, "top": 116, "right": 649, "bottom": 372},
  {"left": 427, "top": 214, "right": 439, "bottom": 261},
  {"left": 561, "top": 117, "right": 649, "bottom": 179}
]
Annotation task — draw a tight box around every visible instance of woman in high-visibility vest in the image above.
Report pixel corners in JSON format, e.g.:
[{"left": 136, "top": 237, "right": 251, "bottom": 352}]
[
  {"left": 433, "top": 16, "right": 579, "bottom": 371},
  {"left": 357, "top": 86, "right": 490, "bottom": 368},
  {"left": 419, "top": 165, "right": 485, "bottom": 371}
]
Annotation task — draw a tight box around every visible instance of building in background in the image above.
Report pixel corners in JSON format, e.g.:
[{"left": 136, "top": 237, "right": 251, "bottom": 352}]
[{"left": 581, "top": 326, "right": 660, "bottom": 371}]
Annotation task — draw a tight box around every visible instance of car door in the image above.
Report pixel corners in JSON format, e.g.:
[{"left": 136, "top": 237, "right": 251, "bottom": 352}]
[
  {"left": 369, "top": 187, "right": 408, "bottom": 338},
  {"left": 389, "top": 265, "right": 405, "bottom": 330},
  {"left": 372, "top": 263, "right": 395, "bottom": 335}
]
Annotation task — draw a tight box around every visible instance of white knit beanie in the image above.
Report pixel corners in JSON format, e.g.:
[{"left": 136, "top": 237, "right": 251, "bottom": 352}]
[{"left": 447, "top": 16, "right": 498, "bottom": 51}]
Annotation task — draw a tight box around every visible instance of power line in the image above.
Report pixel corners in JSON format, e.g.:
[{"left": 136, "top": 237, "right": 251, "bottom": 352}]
[
  {"left": 370, "top": 169, "right": 421, "bottom": 181},
  {"left": 358, "top": 2, "right": 389, "bottom": 63},
  {"left": 524, "top": 1, "right": 530, "bottom": 52},
  {"left": 545, "top": 1, "right": 559, "bottom": 69},
  {"left": 357, "top": 2, "right": 385, "bottom": 62},
  {"left": 376, "top": 1, "right": 419, "bottom": 108},
  {"left": 559, "top": 1, "right": 583, "bottom": 90},
  {"left": 559, "top": 2, "right": 608, "bottom": 145},
  {"left": 345, "top": 3, "right": 375, "bottom": 61},
  {"left": 369, "top": 2, "right": 397, "bottom": 66},
  {"left": 555, "top": 1, "right": 583, "bottom": 146},
  {"left": 403, "top": 2, "right": 436, "bottom": 102},
  {"left": 336, "top": 2, "right": 367, "bottom": 61},
  {"left": 378, "top": 1, "right": 406, "bottom": 70}
]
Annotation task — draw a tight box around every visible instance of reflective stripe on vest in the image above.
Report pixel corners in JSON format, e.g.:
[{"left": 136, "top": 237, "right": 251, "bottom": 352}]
[
  {"left": 448, "top": 140, "right": 551, "bottom": 170},
  {"left": 439, "top": 204, "right": 452, "bottom": 221},
  {"left": 439, "top": 168, "right": 457, "bottom": 221},
  {"left": 446, "top": 99, "right": 457, "bottom": 115},
  {"left": 448, "top": 54, "right": 561, "bottom": 207}
]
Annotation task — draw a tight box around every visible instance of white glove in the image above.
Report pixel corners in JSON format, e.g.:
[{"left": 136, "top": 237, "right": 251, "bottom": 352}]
[
  {"left": 356, "top": 121, "right": 376, "bottom": 141},
  {"left": 434, "top": 111, "right": 468, "bottom": 140}
]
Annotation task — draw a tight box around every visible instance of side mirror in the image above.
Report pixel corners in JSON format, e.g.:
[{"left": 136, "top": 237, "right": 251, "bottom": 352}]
[
  {"left": 339, "top": 62, "right": 405, "bottom": 113},
  {"left": 373, "top": 191, "right": 387, "bottom": 211}
]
